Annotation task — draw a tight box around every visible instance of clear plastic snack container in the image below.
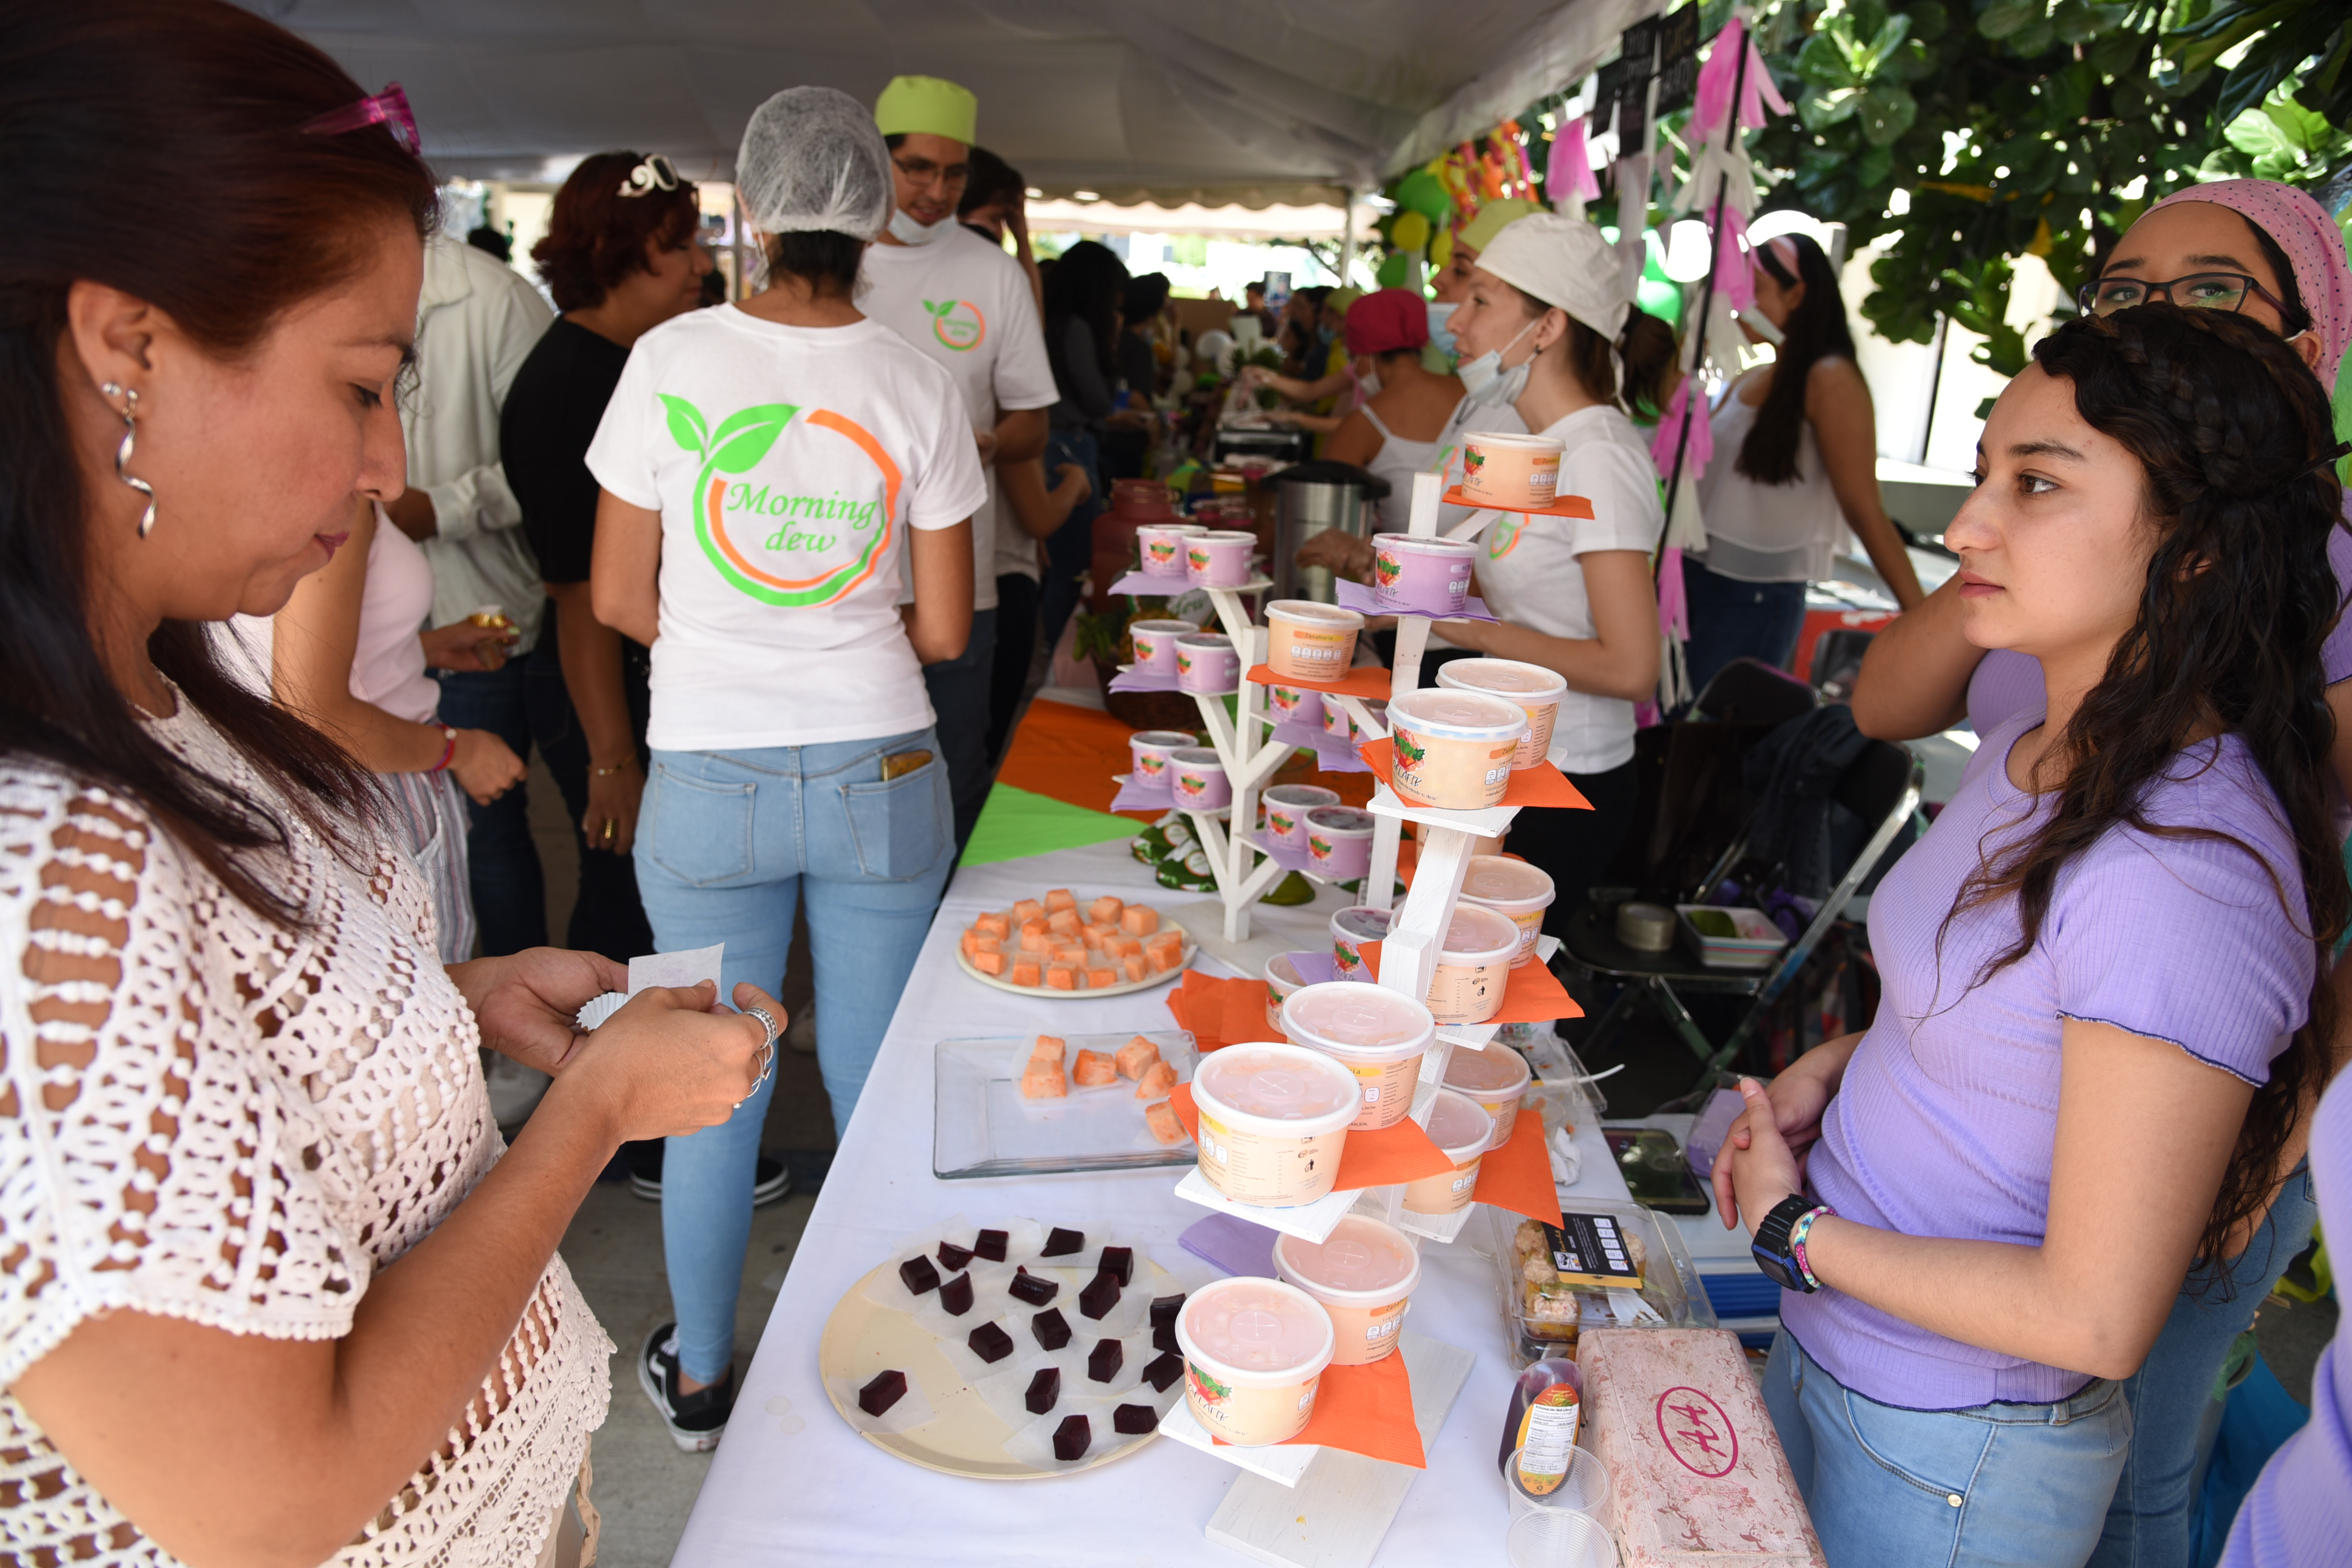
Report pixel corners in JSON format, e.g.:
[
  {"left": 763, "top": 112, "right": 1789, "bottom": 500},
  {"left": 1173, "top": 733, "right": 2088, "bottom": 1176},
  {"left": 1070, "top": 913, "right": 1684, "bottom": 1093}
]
[{"left": 1477, "top": 1199, "right": 1716, "bottom": 1369}]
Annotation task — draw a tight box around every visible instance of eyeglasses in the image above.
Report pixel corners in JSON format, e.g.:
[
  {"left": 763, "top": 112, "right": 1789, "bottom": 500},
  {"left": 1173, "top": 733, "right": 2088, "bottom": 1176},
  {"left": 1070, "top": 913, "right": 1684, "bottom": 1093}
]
[
  {"left": 891, "top": 154, "right": 970, "bottom": 190},
  {"left": 617, "top": 154, "right": 681, "bottom": 198},
  {"left": 2076, "top": 272, "right": 2290, "bottom": 318}
]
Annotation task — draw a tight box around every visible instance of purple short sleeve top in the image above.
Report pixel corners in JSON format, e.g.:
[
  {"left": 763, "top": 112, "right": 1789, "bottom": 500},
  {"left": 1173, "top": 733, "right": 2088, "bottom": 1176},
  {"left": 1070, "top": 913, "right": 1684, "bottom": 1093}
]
[{"left": 1779, "top": 710, "right": 2316, "bottom": 1411}]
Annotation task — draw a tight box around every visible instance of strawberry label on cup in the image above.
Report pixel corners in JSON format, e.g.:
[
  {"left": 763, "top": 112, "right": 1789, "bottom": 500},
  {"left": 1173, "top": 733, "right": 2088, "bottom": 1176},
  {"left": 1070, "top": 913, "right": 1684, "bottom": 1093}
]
[
  {"left": 1395, "top": 731, "right": 1427, "bottom": 767},
  {"left": 1177, "top": 649, "right": 1195, "bottom": 673},
  {"left": 1308, "top": 834, "right": 1334, "bottom": 861},
  {"left": 1373, "top": 555, "right": 1402, "bottom": 590},
  {"left": 1178, "top": 771, "right": 1209, "bottom": 795},
  {"left": 1147, "top": 540, "right": 1180, "bottom": 566},
  {"left": 1188, "top": 544, "right": 1213, "bottom": 571},
  {"left": 1270, "top": 810, "right": 1297, "bottom": 835},
  {"left": 1139, "top": 753, "right": 1167, "bottom": 778}
]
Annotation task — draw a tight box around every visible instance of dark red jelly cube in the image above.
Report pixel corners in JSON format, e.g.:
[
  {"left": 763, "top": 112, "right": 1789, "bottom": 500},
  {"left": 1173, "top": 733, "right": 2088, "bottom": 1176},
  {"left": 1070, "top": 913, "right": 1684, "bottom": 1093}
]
[
  {"left": 1153, "top": 1324, "right": 1178, "bottom": 1355},
  {"left": 1098, "top": 1245, "right": 1134, "bottom": 1285},
  {"left": 938, "top": 1272, "right": 975, "bottom": 1316},
  {"left": 1078, "top": 1269, "right": 1122, "bottom": 1321},
  {"left": 1008, "top": 1267, "right": 1058, "bottom": 1306},
  {"left": 1052, "top": 1413, "right": 1092, "bottom": 1462},
  {"left": 1113, "top": 1403, "right": 1158, "bottom": 1435},
  {"left": 974, "top": 1228, "right": 1009, "bottom": 1261},
  {"left": 1042, "top": 1227, "right": 1085, "bottom": 1257},
  {"left": 857, "top": 1369, "right": 907, "bottom": 1416},
  {"left": 1142, "top": 1351, "right": 1183, "bottom": 1392},
  {"left": 967, "top": 1321, "right": 1014, "bottom": 1364},
  {"left": 937, "top": 1241, "right": 975, "bottom": 1271},
  {"left": 1087, "top": 1338, "right": 1123, "bottom": 1383},
  {"left": 1149, "top": 1293, "right": 1184, "bottom": 1330},
  {"left": 898, "top": 1256, "right": 941, "bottom": 1296},
  {"left": 1024, "top": 1366, "right": 1060, "bottom": 1415},
  {"left": 1031, "top": 1308, "right": 1072, "bottom": 1350}
]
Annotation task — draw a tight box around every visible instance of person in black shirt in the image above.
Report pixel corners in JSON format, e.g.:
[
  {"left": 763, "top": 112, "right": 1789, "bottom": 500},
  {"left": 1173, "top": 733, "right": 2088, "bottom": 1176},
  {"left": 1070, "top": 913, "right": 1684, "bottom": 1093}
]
[{"left": 502, "top": 150, "right": 709, "bottom": 964}]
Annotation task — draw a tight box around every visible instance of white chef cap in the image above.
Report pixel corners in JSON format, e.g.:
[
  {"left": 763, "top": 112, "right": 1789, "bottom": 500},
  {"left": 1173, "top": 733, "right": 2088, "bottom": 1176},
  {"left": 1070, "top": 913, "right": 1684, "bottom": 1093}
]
[
  {"left": 1475, "top": 211, "right": 1632, "bottom": 342},
  {"left": 737, "top": 85, "right": 893, "bottom": 241}
]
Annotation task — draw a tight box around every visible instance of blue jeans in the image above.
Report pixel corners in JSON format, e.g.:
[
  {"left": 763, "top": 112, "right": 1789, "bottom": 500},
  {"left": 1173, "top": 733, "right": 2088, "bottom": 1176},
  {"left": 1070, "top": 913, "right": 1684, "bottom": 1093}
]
[
  {"left": 1767, "top": 1331, "right": 2132, "bottom": 1567},
  {"left": 923, "top": 605, "right": 997, "bottom": 854},
  {"left": 2091, "top": 1165, "right": 2319, "bottom": 1568},
  {"left": 1683, "top": 557, "right": 1810, "bottom": 697},
  {"left": 434, "top": 657, "right": 546, "bottom": 956},
  {"left": 635, "top": 731, "right": 954, "bottom": 1385},
  {"left": 1039, "top": 427, "right": 1101, "bottom": 658}
]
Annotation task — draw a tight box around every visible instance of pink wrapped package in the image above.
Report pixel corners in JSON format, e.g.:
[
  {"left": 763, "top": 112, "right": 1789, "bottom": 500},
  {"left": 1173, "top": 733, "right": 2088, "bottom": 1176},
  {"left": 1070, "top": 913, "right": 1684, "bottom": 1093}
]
[{"left": 1576, "top": 1328, "right": 1825, "bottom": 1567}]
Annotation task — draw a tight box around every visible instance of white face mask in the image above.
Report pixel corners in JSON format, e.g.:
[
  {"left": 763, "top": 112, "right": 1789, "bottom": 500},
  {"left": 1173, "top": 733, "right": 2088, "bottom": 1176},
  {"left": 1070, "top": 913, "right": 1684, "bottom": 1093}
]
[
  {"left": 887, "top": 205, "right": 953, "bottom": 246},
  {"left": 1349, "top": 360, "right": 1382, "bottom": 400},
  {"left": 1426, "top": 300, "right": 1459, "bottom": 355},
  {"left": 1457, "top": 316, "right": 1540, "bottom": 407}
]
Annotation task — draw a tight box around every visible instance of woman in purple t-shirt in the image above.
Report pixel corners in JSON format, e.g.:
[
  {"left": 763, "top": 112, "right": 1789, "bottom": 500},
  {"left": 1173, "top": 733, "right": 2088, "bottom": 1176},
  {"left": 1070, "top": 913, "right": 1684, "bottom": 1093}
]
[{"left": 1716, "top": 305, "right": 2348, "bottom": 1567}]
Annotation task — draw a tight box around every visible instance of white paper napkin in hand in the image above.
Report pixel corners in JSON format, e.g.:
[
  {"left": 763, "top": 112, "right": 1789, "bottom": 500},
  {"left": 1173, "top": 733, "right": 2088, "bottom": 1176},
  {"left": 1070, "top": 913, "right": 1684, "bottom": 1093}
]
[{"left": 628, "top": 943, "right": 726, "bottom": 997}]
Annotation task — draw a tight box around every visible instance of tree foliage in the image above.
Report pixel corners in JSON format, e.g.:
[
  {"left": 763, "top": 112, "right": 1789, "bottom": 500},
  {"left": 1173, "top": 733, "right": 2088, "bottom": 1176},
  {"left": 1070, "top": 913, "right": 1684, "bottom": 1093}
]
[{"left": 1746, "top": 0, "right": 2352, "bottom": 379}]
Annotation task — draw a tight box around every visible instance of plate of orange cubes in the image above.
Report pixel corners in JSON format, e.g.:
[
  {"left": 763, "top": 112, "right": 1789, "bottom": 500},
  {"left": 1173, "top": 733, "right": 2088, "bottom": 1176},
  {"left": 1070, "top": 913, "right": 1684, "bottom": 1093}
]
[
  {"left": 954, "top": 889, "right": 1192, "bottom": 998},
  {"left": 934, "top": 1030, "right": 1200, "bottom": 1178}
]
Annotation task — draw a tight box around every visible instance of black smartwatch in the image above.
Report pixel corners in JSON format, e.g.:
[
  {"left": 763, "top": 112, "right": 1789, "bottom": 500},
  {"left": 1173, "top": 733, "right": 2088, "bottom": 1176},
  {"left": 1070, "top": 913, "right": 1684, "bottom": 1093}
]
[{"left": 1751, "top": 1194, "right": 1830, "bottom": 1293}]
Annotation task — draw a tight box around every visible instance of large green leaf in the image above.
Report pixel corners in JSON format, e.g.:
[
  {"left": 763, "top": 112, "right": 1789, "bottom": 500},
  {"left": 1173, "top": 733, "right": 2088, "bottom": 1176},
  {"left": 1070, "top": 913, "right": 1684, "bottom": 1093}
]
[
  {"left": 1859, "top": 84, "right": 1920, "bottom": 144},
  {"left": 2008, "top": 17, "right": 2056, "bottom": 54},
  {"left": 705, "top": 403, "right": 798, "bottom": 475},
  {"left": 1797, "top": 31, "right": 1858, "bottom": 87},
  {"left": 659, "top": 394, "right": 710, "bottom": 459},
  {"left": 1978, "top": 0, "right": 2043, "bottom": 41},
  {"left": 1799, "top": 84, "right": 1866, "bottom": 128}
]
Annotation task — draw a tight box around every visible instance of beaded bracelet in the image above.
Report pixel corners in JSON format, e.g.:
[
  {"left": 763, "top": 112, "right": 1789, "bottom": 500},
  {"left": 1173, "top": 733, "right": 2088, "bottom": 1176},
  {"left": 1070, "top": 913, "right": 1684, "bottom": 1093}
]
[{"left": 1789, "top": 1205, "right": 1835, "bottom": 1292}]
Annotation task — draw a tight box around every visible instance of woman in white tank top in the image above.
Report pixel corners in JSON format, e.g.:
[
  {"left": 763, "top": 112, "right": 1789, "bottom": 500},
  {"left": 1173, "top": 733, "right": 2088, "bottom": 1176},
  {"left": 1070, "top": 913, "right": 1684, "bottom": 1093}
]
[
  {"left": 1686, "top": 234, "right": 1924, "bottom": 696},
  {"left": 1284, "top": 287, "right": 1464, "bottom": 536}
]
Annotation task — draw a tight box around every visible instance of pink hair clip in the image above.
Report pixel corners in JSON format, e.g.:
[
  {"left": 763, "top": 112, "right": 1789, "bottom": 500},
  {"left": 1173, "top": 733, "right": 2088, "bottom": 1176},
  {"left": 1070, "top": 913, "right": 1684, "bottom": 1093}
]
[{"left": 300, "top": 81, "right": 420, "bottom": 155}]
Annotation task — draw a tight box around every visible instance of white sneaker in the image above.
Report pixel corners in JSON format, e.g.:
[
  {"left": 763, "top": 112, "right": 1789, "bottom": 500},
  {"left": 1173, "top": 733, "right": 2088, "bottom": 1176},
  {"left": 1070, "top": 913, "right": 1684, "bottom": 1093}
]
[{"left": 484, "top": 1054, "right": 551, "bottom": 1127}]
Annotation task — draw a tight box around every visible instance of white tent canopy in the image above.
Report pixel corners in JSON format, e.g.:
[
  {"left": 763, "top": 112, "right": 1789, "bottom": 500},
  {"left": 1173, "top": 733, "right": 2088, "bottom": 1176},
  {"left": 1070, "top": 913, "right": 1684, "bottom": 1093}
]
[{"left": 267, "top": 0, "right": 1659, "bottom": 200}]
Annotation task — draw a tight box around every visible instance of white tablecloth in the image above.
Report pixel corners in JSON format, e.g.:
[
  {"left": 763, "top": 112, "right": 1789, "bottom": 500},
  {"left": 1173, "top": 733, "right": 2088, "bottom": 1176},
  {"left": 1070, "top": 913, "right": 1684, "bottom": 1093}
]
[{"left": 672, "top": 835, "right": 1634, "bottom": 1566}]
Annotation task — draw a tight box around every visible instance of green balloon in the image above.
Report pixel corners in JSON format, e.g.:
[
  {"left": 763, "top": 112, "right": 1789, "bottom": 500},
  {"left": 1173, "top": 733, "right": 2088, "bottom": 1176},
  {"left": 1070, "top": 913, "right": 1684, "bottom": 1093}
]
[
  {"left": 1637, "top": 274, "right": 1682, "bottom": 328},
  {"left": 1394, "top": 168, "right": 1453, "bottom": 222},
  {"left": 1375, "top": 251, "right": 1410, "bottom": 289}
]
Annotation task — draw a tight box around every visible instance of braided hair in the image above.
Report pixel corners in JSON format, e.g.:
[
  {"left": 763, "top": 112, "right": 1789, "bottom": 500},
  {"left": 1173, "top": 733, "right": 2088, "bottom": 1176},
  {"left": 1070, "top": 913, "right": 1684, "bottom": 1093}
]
[{"left": 1949, "top": 303, "right": 2347, "bottom": 1275}]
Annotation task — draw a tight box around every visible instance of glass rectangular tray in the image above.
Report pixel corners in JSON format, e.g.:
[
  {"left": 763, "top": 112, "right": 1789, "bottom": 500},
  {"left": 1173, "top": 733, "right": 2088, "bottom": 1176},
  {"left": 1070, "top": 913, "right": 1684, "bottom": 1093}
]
[{"left": 933, "top": 1029, "right": 1200, "bottom": 1180}]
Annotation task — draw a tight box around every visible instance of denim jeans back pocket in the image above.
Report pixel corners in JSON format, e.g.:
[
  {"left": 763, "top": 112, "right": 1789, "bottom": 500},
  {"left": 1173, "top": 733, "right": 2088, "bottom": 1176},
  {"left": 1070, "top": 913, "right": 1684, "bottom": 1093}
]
[
  {"left": 842, "top": 753, "right": 950, "bottom": 880},
  {"left": 646, "top": 763, "right": 756, "bottom": 886}
]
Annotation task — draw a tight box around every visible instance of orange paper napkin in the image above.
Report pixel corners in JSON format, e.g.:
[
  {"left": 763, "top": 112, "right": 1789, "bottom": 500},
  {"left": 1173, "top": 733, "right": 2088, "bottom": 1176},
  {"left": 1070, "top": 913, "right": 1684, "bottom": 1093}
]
[
  {"left": 1211, "top": 1349, "right": 1425, "bottom": 1466},
  {"left": 1472, "top": 1112, "right": 1565, "bottom": 1229},
  {"left": 1167, "top": 1084, "right": 1453, "bottom": 1187},
  {"left": 1165, "top": 971, "right": 1272, "bottom": 1052},
  {"left": 1350, "top": 942, "right": 1583, "bottom": 1026},
  {"left": 1439, "top": 484, "right": 1594, "bottom": 520},
  {"left": 1356, "top": 740, "right": 1591, "bottom": 811},
  {"left": 1248, "top": 663, "right": 1395, "bottom": 700}
]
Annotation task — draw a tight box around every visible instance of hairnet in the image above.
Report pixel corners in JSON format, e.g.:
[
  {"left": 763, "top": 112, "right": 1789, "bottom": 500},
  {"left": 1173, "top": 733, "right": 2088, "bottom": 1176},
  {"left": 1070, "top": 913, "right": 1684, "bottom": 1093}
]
[
  {"left": 1477, "top": 211, "right": 1631, "bottom": 340},
  {"left": 737, "top": 86, "right": 893, "bottom": 241},
  {"left": 2149, "top": 178, "right": 2352, "bottom": 391}
]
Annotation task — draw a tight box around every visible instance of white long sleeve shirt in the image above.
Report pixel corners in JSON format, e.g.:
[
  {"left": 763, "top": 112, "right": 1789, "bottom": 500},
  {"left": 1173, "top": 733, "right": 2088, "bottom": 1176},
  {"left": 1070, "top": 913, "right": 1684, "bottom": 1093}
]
[{"left": 404, "top": 237, "right": 554, "bottom": 650}]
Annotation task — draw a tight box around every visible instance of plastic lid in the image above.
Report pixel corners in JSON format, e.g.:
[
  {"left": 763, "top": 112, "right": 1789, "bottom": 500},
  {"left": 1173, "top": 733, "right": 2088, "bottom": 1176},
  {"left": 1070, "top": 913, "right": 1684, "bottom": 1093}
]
[
  {"left": 1131, "top": 728, "right": 1197, "bottom": 746},
  {"left": 1193, "top": 1044, "right": 1355, "bottom": 1120},
  {"left": 1386, "top": 687, "right": 1529, "bottom": 740},
  {"left": 1266, "top": 785, "right": 1341, "bottom": 808},
  {"left": 1130, "top": 618, "right": 1199, "bottom": 633},
  {"left": 1277, "top": 1215, "right": 1418, "bottom": 1296},
  {"left": 1267, "top": 599, "right": 1364, "bottom": 629},
  {"left": 1138, "top": 522, "right": 1205, "bottom": 534},
  {"left": 1197, "top": 530, "right": 1256, "bottom": 544},
  {"left": 1439, "top": 657, "right": 1569, "bottom": 702},
  {"left": 1461, "top": 855, "right": 1556, "bottom": 906},
  {"left": 1463, "top": 430, "right": 1564, "bottom": 451},
  {"left": 1306, "top": 806, "right": 1375, "bottom": 835},
  {"left": 1181, "top": 1278, "right": 1336, "bottom": 1375},
  {"left": 1331, "top": 906, "right": 1392, "bottom": 941},
  {"left": 1425, "top": 1089, "right": 1494, "bottom": 1156},
  {"left": 1176, "top": 631, "right": 1232, "bottom": 647},
  {"left": 1283, "top": 981, "right": 1436, "bottom": 1051},
  {"left": 1438, "top": 903, "right": 1522, "bottom": 963},
  {"left": 1443, "top": 1042, "right": 1532, "bottom": 1095},
  {"left": 1171, "top": 746, "right": 1224, "bottom": 769}
]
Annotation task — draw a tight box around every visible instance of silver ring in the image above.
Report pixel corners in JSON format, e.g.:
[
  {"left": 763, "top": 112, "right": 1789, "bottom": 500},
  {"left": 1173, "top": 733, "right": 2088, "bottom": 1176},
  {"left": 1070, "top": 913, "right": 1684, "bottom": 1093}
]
[{"left": 742, "top": 1005, "right": 779, "bottom": 1097}]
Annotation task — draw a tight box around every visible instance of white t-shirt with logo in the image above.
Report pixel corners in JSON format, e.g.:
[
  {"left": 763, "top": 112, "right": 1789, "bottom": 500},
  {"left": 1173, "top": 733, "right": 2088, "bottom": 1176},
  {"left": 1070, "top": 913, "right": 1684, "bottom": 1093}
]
[
  {"left": 586, "top": 307, "right": 988, "bottom": 752},
  {"left": 1469, "top": 403, "right": 1663, "bottom": 775},
  {"left": 860, "top": 229, "right": 1058, "bottom": 610}
]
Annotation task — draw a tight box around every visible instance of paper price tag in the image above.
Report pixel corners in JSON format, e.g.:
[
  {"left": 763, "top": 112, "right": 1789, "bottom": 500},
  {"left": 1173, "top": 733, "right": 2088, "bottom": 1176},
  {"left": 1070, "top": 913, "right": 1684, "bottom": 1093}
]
[{"left": 627, "top": 943, "right": 726, "bottom": 998}]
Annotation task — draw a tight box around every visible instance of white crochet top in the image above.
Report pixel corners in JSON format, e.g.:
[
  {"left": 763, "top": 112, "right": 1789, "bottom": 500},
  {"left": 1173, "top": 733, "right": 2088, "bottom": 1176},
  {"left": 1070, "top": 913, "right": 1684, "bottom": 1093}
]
[{"left": 0, "top": 700, "right": 611, "bottom": 1565}]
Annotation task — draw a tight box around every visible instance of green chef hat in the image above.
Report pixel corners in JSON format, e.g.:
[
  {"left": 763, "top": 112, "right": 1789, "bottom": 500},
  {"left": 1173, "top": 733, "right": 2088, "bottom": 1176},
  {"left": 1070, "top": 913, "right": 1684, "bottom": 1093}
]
[{"left": 874, "top": 75, "right": 977, "bottom": 146}]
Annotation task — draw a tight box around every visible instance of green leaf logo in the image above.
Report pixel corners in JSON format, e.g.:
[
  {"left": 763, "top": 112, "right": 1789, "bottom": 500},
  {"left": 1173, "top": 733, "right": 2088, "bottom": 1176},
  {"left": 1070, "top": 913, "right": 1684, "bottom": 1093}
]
[
  {"left": 1395, "top": 731, "right": 1427, "bottom": 767},
  {"left": 660, "top": 394, "right": 711, "bottom": 459},
  {"left": 707, "top": 403, "right": 795, "bottom": 474}
]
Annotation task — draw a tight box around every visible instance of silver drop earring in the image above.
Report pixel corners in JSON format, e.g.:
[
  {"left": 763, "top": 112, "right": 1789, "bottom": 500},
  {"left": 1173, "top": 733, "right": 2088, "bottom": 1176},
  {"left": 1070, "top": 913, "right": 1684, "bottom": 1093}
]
[{"left": 97, "top": 381, "right": 157, "bottom": 538}]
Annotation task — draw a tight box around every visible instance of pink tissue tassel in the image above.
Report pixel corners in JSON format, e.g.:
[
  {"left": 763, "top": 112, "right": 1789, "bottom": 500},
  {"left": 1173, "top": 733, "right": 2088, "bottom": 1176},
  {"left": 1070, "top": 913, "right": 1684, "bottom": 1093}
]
[
  {"left": 1715, "top": 204, "right": 1754, "bottom": 314},
  {"left": 1689, "top": 16, "right": 1793, "bottom": 145},
  {"left": 1650, "top": 377, "right": 1715, "bottom": 490},
  {"left": 1553, "top": 115, "right": 1602, "bottom": 206}
]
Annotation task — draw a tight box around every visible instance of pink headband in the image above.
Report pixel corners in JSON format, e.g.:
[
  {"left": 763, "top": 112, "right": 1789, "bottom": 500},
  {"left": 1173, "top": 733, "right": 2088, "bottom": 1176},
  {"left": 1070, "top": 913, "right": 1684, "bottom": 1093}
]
[
  {"left": 300, "top": 82, "right": 420, "bottom": 156},
  {"left": 2148, "top": 179, "right": 2352, "bottom": 389}
]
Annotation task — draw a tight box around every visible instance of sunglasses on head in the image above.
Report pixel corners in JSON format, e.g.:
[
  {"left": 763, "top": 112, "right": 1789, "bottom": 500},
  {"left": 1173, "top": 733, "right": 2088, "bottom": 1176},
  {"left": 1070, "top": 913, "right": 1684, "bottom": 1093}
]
[{"left": 618, "top": 154, "right": 681, "bottom": 198}]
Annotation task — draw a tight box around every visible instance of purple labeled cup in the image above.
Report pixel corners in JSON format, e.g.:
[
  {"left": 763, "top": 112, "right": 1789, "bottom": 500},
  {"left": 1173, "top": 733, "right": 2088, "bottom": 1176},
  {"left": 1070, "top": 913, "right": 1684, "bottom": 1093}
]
[{"left": 1373, "top": 534, "right": 1478, "bottom": 617}]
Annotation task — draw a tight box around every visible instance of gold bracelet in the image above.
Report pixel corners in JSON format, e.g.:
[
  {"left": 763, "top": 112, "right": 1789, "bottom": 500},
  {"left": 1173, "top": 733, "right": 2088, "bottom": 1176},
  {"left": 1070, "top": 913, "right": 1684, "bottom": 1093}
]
[{"left": 590, "top": 757, "right": 636, "bottom": 778}]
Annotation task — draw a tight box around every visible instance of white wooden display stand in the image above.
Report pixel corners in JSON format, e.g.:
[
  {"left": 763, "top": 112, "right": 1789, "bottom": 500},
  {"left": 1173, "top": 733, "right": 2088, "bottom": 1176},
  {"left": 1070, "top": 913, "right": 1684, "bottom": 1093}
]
[{"left": 1162, "top": 471, "right": 1588, "bottom": 1567}]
